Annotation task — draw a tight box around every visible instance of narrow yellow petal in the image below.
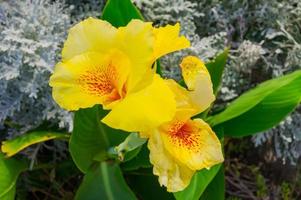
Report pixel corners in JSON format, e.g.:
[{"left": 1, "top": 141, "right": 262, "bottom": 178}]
[
  {"left": 102, "top": 75, "right": 176, "bottom": 132},
  {"left": 49, "top": 51, "right": 130, "bottom": 110},
  {"left": 62, "top": 17, "right": 117, "bottom": 60},
  {"left": 180, "top": 56, "right": 215, "bottom": 113},
  {"left": 161, "top": 118, "right": 224, "bottom": 171},
  {"left": 148, "top": 130, "right": 194, "bottom": 192},
  {"left": 180, "top": 56, "right": 208, "bottom": 90},
  {"left": 153, "top": 23, "right": 190, "bottom": 60}
]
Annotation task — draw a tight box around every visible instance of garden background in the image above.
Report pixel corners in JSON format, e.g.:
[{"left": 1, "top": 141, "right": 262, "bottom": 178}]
[{"left": 0, "top": 0, "right": 301, "bottom": 199}]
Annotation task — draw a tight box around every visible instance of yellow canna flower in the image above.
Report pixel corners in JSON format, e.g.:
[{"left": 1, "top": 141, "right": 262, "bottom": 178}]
[
  {"left": 144, "top": 56, "right": 224, "bottom": 192},
  {"left": 49, "top": 17, "right": 190, "bottom": 132}
]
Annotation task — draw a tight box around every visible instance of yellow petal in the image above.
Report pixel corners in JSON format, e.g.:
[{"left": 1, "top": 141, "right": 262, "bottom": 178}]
[
  {"left": 180, "top": 56, "right": 208, "bottom": 90},
  {"left": 153, "top": 23, "right": 190, "bottom": 60},
  {"left": 116, "top": 19, "right": 155, "bottom": 93},
  {"left": 49, "top": 51, "right": 130, "bottom": 111},
  {"left": 62, "top": 17, "right": 117, "bottom": 60},
  {"left": 148, "top": 129, "right": 194, "bottom": 192},
  {"left": 102, "top": 75, "right": 176, "bottom": 132},
  {"left": 165, "top": 79, "right": 210, "bottom": 116},
  {"left": 62, "top": 18, "right": 155, "bottom": 94},
  {"left": 180, "top": 56, "right": 215, "bottom": 113},
  {"left": 165, "top": 79, "right": 195, "bottom": 114},
  {"left": 161, "top": 118, "right": 224, "bottom": 171}
]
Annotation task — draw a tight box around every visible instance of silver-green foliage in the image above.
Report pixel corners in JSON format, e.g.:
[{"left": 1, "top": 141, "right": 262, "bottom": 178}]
[{"left": 0, "top": 0, "right": 73, "bottom": 138}]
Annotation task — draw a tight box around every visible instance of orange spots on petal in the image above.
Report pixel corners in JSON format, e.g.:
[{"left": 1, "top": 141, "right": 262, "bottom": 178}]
[
  {"left": 77, "top": 62, "right": 125, "bottom": 104},
  {"left": 166, "top": 120, "right": 201, "bottom": 151}
]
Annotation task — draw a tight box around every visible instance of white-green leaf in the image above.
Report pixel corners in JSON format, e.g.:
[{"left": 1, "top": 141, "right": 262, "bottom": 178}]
[
  {"left": 108, "top": 133, "right": 146, "bottom": 162},
  {"left": 121, "top": 144, "right": 152, "bottom": 171},
  {"left": 1, "top": 131, "right": 69, "bottom": 157}
]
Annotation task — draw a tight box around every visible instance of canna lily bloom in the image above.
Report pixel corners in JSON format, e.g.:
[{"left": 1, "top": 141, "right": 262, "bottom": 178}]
[
  {"left": 142, "top": 56, "right": 224, "bottom": 192},
  {"left": 49, "top": 17, "right": 190, "bottom": 132}
]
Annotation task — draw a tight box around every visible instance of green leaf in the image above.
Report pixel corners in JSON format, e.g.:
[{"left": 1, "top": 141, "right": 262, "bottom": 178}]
[
  {"left": 174, "top": 164, "right": 222, "bottom": 200},
  {"left": 200, "top": 165, "right": 225, "bottom": 200},
  {"left": 208, "top": 70, "right": 301, "bottom": 137},
  {"left": 70, "top": 106, "right": 128, "bottom": 173},
  {"left": 121, "top": 144, "right": 152, "bottom": 171},
  {"left": 75, "top": 162, "right": 137, "bottom": 200},
  {"left": 1, "top": 185, "right": 16, "bottom": 200},
  {"left": 1, "top": 131, "right": 69, "bottom": 157},
  {"left": 156, "top": 60, "right": 163, "bottom": 76},
  {"left": 0, "top": 153, "right": 27, "bottom": 200},
  {"left": 102, "top": 0, "right": 144, "bottom": 27},
  {"left": 122, "top": 146, "right": 143, "bottom": 162},
  {"left": 206, "top": 49, "right": 229, "bottom": 94},
  {"left": 125, "top": 168, "right": 174, "bottom": 200},
  {"left": 108, "top": 133, "right": 147, "bottom": 162}
]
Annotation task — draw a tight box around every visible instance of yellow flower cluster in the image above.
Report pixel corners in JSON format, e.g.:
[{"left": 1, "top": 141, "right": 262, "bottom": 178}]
[{"left": 49, "top": 18, "right": 223, "bottom": 192}]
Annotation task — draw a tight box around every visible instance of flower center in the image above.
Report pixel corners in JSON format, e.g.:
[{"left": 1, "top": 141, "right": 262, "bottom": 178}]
[
  {"left": 78, "top": 62, "right": 126, "bottom": 104},
  {"left": 167, "top": 120, "right": 200, "bottom": 150}
]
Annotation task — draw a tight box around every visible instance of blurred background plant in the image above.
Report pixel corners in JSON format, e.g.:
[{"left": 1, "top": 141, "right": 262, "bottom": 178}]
[{"left": 0, "top": 0, "right": 300, "bottom": 199}]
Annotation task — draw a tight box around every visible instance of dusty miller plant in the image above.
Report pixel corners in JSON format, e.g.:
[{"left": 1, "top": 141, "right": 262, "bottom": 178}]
[
  {"left": 0, "top": 0, "right": 73, "bottom": 139},
  {"left": 67, "top": 0, "right": 104, "bottom": 22}
]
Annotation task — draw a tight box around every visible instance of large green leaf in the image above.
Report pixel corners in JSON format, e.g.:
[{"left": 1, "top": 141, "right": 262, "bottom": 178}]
[
  {"left": 126, "top": 168, "right": 174, "bottom": 200},
  {"left": 200, "top": 165, "right": 225, "bottom": 200},
  {"left": 174, "top": 164, "right": 222, "bottom": 200},
  {"left": 75, "top": 162, "right": 137, "bottom": 200},
  {"left": 206, "top": 49, "right": 229, "bottom": 94},
  {"left": 208, "top": 70, "right": 301, "bottom": 137},
  {"left": 1, "top": 131, "right": 69, "bottom": 157},
  {"left": 70, "top": 106, "right": 128, "bottom": 173},
  {"left": 102, "top": 0, "right": 144, "bottom": 27},
  {"left": 1, "top": 185, "right": 16, "bottom": 200},
  {"left": 0, "top": 153, "right": 27, "bottom": 200}
]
